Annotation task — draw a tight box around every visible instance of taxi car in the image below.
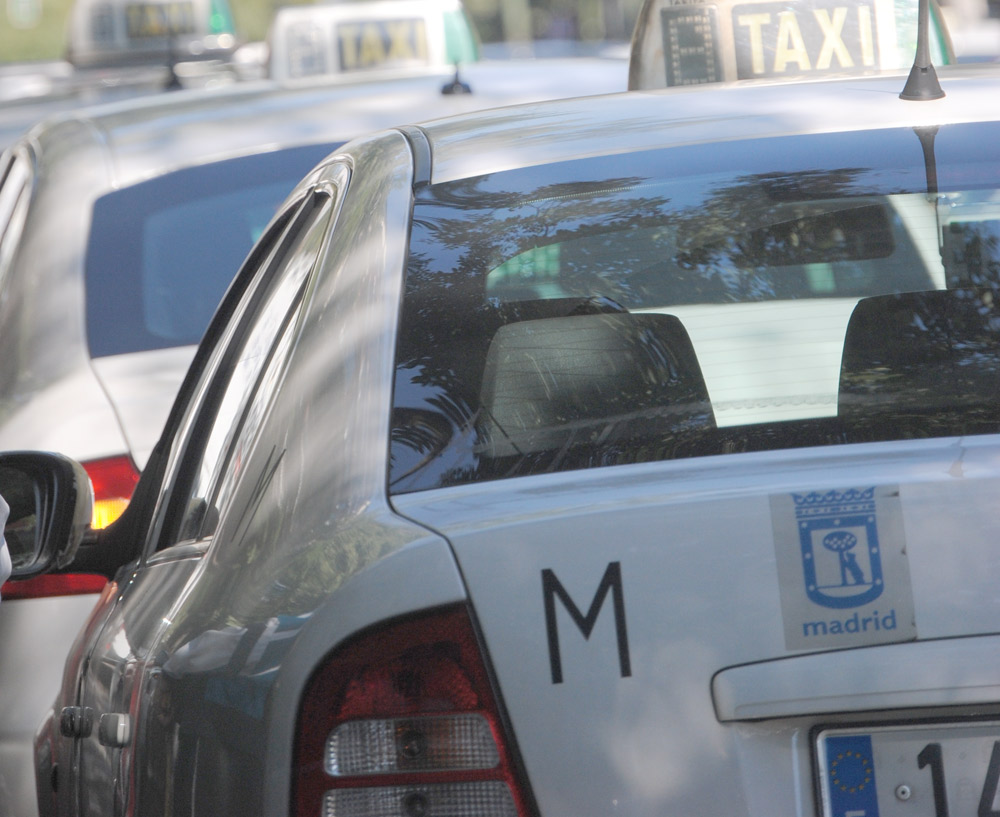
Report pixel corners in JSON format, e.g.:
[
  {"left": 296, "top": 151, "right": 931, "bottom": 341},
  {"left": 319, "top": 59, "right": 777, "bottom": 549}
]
[
  {"left": 14, "top": 52, "right": 1000, "bottom": 817},
  {"left": 0, "top": 57, "right": 626, "bottom": 817}
]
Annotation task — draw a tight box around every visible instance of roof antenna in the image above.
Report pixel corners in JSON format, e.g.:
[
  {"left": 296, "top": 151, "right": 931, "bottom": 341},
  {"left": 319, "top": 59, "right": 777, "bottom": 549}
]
[
  {"left": 441, "top": 63, "right": 471, "bottom": 95},
  {"left": 914, "top": 126, "right": 939, "bottom": 194},
  {"left": 899, "top": 0, "right": 945, "bottom": 100},
  {"left": 165, "top": 36, "right": 183, "bottom": 91}
]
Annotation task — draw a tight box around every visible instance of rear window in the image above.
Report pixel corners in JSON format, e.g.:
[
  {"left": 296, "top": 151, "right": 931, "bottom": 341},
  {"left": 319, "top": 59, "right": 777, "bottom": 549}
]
[
  {"left": 85, "top": 142, "right": 335, "bottom": 358},
  {"left": 390, "top": 122, "right": 1000, "bottom": 493}
]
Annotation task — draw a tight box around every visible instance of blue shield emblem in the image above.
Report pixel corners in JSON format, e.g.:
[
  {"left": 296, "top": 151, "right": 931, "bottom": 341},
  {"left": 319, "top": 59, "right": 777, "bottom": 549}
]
[{"left": 795, "top": 488, "right": 883, "bottom": 609}]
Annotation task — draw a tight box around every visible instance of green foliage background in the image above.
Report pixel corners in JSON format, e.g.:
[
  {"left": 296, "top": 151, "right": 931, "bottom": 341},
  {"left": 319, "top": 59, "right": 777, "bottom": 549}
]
[
  {"left": 2, "top": 0, "right": 74, "bottom": 61},
  {"left": 1, "top": 0, "right": 643, "bottom": 63}
]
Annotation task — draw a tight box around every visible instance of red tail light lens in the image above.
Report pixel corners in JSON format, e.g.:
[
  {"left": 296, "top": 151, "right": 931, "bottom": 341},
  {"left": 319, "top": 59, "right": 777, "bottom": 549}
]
[
  {"left": 82, "top": 455, "right": 140, "bottom": 529},
  {"left": 293, "top": 606, "right": 532, "bottom": 817},
  {"left": 1, "top": 572, "right": 107, "bottom": 600}
]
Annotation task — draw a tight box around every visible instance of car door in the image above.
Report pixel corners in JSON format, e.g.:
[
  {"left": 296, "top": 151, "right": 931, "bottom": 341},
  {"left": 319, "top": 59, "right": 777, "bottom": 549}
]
[{"left": 64, "top": 170, "right": 345, "bottom": 817}]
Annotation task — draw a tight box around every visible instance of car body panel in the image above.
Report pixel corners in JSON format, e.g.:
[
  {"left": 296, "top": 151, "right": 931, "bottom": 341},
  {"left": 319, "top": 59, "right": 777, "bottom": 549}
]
[
  {"left": 76, "top": 551, "right": 206, "bottom": 816},
  {"left": 89, "top": 347, "right": 196, "bottom": 469},
  {"left": 393, "top": 435, "right": 1000, "bottom": 815},
  {"left": 80, "top": 59, "right": 624, "bottom": 188},
  {"left": 54, "top": 133, "right": 471, "bottom": 817},
  {"left": 0, "top": 368, "right": 125, "bottom": 464},
  {"left": 421, "top": 64, "right": 1000, "bottom": 186},
  {"left": 0, "top": 594, "right": 103, "bottom": 817},
  {"left": 0, "top": 69, "right": 172, "bottom": 151}
]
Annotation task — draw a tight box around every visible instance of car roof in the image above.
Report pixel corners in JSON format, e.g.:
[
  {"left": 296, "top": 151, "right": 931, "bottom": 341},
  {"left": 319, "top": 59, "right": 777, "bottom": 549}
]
[
  {"left": 0, "top": 64, "right": 178, "bottom": 150},
  {"left": 411, "top": 63, "right": 1000, "bottom": 185},
  {"left": 16, "top": 57, "right": 626, "bottom": 189}
]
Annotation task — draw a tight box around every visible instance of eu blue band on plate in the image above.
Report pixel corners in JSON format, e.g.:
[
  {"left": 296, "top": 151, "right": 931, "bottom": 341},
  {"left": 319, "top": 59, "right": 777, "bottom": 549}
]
[{"left": 826, "top": 734, "right": 879, "bottom": 817}]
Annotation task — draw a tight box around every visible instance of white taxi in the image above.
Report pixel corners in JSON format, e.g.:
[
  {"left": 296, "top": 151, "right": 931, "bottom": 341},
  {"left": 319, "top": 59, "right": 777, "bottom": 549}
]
[{"left": 16, "top": 37, "right": 1000, "bottom": 817}]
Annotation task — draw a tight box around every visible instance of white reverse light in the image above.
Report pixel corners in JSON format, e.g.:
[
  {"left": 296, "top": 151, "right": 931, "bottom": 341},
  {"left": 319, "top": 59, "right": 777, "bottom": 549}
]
[{"left": 326, "top": 714, "right": 500, "bottom": 776}]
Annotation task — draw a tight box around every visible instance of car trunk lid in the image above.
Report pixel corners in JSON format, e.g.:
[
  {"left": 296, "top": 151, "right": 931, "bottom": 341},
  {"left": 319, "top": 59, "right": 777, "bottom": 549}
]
[{"left": 393, "top": 438, "right": 1000, "bottom": 815}]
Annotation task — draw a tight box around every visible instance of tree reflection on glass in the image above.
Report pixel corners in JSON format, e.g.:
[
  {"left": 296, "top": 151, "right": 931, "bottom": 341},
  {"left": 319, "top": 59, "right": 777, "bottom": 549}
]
[{"left": 390, "top": 154, "right": 996, "bottom": 493}]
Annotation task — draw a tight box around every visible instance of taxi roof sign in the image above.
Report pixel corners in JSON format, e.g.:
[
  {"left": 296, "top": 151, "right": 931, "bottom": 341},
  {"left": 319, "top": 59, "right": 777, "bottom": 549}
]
[
  {"left": 266, "top": 0, "right": 479, "bottom": 81},
  {"left": 66, "top": 0, "right": 237, "bottom": 68},
  {"left": 628, "top": 0, "right": 954, "bottom": 89}
]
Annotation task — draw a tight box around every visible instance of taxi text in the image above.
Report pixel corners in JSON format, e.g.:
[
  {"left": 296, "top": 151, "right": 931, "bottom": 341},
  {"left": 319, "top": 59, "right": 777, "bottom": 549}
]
[
  {"left": 125, "top": 1, "right": 195, "bottom": 38},
  {"left": 335, "top": 18, "right": 430, "bottom": 71},
  {"left": 733, "top": 0, "right": 879, "bottom": 78}
]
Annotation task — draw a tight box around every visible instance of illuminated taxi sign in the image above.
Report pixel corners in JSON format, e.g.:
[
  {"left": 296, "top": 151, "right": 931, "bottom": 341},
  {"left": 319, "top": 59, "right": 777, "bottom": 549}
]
[
  {"left": 734, "top": 0, "right": 878, "bottom": 79},
  {"left": 66, "top": 0, "right": 236, "bottom": 67},
  {"left": 267, "top": 0, "right": 479, "bottom": 81},
  {"left": 124, "top": 1, "right": 196, "bottom": 39},
  {"left": 336, "top": 18, "right": 429, "bottom": 71},
  {"left": 629, "top": 0, "right": 954, "bottom": 89}
]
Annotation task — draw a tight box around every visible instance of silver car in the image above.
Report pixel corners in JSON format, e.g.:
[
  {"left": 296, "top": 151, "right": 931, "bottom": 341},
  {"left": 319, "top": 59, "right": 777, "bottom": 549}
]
[
  {"left": 20, "top": 59, "right": 1000, "bottom": 817},
  {"left": 0, "top": 62, "right": 178, "bottom": 150},
  {"left": 0, "top": 57, "right": 626, "bottom": 817}
]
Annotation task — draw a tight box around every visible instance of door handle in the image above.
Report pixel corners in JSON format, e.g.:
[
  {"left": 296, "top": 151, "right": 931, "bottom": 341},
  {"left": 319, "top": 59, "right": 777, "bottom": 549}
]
[
  {"left": 59, "top": 707, "right": 93, "bottom": 738},
  {"left": 97, "top": 713, "right": 131, "bottom": 747}
]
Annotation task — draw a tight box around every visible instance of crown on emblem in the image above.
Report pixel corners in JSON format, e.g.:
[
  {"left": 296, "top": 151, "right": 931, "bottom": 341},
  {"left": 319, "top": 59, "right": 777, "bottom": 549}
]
[{"left": 792, "top": 487, "right": 876, "bottom": 506}]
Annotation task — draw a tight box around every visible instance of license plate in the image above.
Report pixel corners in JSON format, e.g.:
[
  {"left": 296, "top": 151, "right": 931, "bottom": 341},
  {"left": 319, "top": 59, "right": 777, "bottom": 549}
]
[
  {"left": 816, "top": 722, "right": 1000, "bottom": 817},
  {"left": 124, "top": 2, "right": 195, "bottom": 38}
]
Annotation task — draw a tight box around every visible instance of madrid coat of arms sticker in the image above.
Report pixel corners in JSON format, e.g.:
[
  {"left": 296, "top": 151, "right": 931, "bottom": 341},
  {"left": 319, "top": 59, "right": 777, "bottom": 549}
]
[{"left": 771, "top": 485, "right": 917, "bottom": 650}]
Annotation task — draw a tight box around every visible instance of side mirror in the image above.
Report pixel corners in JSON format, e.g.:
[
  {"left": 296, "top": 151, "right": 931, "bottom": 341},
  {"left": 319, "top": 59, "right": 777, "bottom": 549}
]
[{"left": 0, "top": 452, "right": 93, "bottom": 579}]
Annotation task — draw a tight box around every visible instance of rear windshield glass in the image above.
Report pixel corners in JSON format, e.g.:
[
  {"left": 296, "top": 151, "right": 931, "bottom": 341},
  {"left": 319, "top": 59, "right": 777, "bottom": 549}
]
[
  {"left": 85, "top": 142, "right": 335, "bottom": 358},
  {"left": 390, "top": 122, "right": 1000, "bottom": 493}
]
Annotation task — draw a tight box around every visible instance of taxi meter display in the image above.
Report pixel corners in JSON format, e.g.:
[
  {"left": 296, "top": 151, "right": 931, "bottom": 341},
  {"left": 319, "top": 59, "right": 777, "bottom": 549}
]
[{"left": 629, "top": 0, "right": 954, "bottom": 88}]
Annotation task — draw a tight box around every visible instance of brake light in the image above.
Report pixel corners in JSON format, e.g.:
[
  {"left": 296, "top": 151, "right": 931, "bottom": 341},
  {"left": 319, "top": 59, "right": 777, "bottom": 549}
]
[
  {"left": 293, "top": 606, "right": 532, "bottom": 817},
  {"left": 82, "top": 456, "right": 139, "bottom": 529},
  {"left": 1, "top": 573, "right": 107, "bottom": 600}
]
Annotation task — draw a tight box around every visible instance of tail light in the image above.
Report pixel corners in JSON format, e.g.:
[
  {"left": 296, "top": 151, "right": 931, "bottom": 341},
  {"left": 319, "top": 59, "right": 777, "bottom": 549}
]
[
  {"left": 293, "top": 605, "right": 533, "bottom": 817},
  {"left": 82, "top": 455, "right": 140, "bottom": 529},
  {"left": 1, "top": 572, "right": 107, "bottom": 600}
]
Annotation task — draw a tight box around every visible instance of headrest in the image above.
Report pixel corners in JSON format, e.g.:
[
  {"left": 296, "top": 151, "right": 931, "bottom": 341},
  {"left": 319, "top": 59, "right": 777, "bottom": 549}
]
[
  {"left": 478, "top": 312, "right": 715, "bottom": 459},
  {"left": 839, "top": 288, "right": 1000, "bottom": 438}
]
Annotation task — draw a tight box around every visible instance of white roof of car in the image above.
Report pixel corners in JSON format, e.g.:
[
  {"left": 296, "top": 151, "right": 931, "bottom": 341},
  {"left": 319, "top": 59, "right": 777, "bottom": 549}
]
[
  {"left": 415, "top": 63, "right": 1000, "bottom": 184},
  {"left": 18, "top": 57, "right": 626, "bottom": 187}
]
